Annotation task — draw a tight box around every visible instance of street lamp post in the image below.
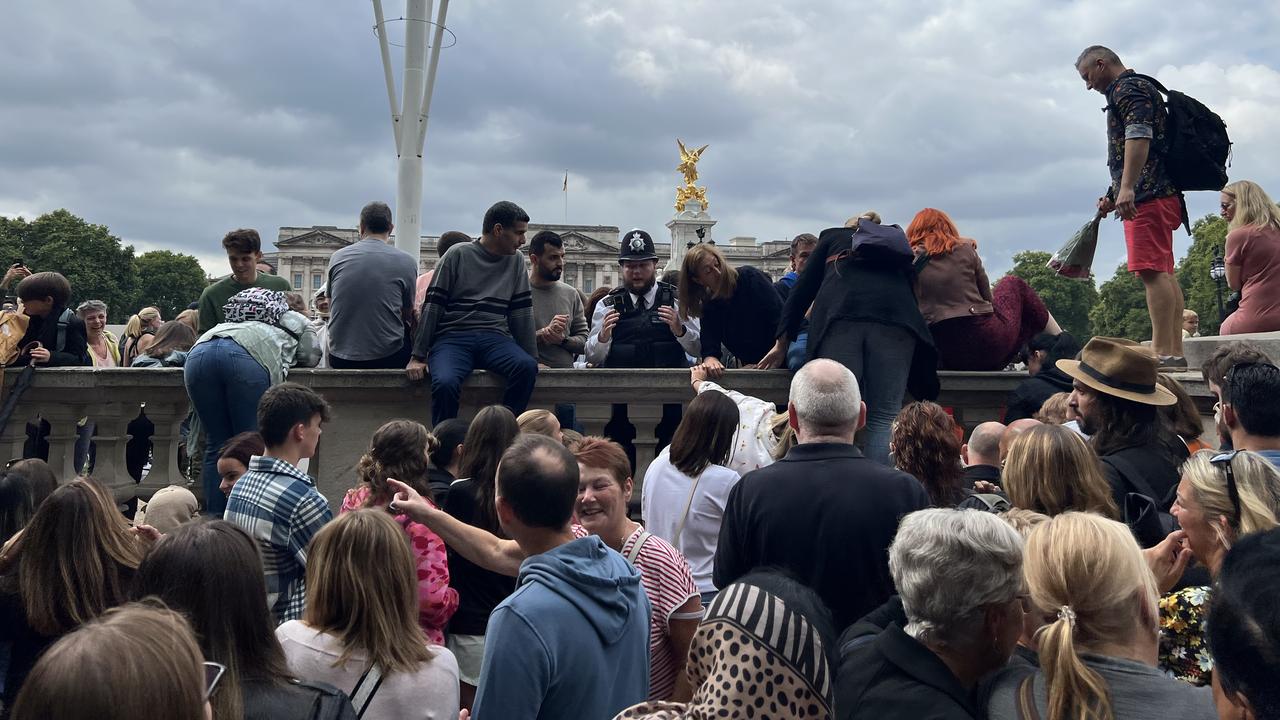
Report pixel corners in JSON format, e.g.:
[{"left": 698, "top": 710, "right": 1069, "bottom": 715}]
[{"left": 1210, "top": 253, "right": 1227, "bottom": 324}]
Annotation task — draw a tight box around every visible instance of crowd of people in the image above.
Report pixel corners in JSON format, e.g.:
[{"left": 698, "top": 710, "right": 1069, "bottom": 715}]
[
  {"left": 3, "top": 42, "right": 1280, "bottom": 720},
  {"left": 3, "top": 336, "right": 1280, "bottom": 719}
]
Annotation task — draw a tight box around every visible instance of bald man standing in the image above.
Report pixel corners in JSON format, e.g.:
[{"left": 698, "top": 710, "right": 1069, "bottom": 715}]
[{"left": 961, "top": 421, "right": 1005, "bottom": 487}]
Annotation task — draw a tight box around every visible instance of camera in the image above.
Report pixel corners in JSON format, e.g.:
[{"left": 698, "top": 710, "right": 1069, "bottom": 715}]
[{"left": 603, "top": 294, "right": 623, "bottom": 310}]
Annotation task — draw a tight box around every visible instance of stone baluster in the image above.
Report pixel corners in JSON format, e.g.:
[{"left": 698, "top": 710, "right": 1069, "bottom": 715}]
[
  {"left": 627, "top": 402, "right": 666, "bottom": 485},
  {"left": 40, "top": 402, "right": 89, "bottom": 482},
  {"left": 136, "top": 397, "right": 191, "bottom": 501},
  {"left": 86, "top": 402, "right": 134, "bottom": 503},
  {"left": 575, "top": 402, "right": 615, "bottom": 439}
]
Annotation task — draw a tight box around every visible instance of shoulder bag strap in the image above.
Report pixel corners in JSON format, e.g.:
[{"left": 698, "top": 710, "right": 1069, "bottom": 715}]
[
  {"left": 1016, "top": 673, "right": 1042, "bottom": 720},
  {"left": 625, "top": 530, "right": 652, "bottom": 565},
  {"left": 348, "top": 663, "right": 385, "bottom": 718},
  {"left": 671, "top": 472, "right": 705, "bottom": 550}
]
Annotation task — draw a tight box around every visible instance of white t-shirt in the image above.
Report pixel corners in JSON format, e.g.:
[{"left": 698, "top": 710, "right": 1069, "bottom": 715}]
[
  {"left": 641, "top": 447, "right": 742, "bottom": 592},
  {"left": 276, "top": 621, "right": 460, "bottom": 720}
]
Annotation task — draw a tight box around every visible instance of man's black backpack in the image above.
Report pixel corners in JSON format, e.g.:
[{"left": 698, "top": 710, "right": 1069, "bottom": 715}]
[{"left": 1110, "top": 73, "right": 1231, "bottom": 192}]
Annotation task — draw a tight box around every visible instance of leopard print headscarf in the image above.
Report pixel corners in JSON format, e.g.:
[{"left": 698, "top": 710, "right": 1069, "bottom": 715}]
[{"left": 614, "top": 580, "right": 833, "bottom": 720}]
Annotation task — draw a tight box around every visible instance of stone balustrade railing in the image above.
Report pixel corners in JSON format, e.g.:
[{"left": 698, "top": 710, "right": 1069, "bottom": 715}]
[{"left": 2, "top": 368, "right": 1215, "bottom": 512}]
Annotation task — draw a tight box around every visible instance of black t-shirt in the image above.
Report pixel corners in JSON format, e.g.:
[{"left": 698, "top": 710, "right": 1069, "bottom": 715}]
[{"left": 443, "top": 479, "right": 517, "bottom": 636}]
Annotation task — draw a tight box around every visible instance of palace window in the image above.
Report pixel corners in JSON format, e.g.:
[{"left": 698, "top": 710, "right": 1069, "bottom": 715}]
[{"left": 292, "top": 272, "right": 303, "bottom": 289}]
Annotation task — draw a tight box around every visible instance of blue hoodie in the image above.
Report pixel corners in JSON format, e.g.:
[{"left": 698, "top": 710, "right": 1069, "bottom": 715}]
[{"left": 471, "top": 535, "right": 651, "bottom": 720}]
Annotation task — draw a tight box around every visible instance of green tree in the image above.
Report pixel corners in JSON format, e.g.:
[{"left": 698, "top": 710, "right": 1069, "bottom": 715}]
[
  {"left": 132, "top": 251, "right": 209, "bottom": 321},
  {"left": 0, "top": 210, "right": 138, "bottom": 322},
  {"left": 1090, "top": 262, "right": 1151, "bottom": 341},
  {"left": 1176, "top": 214, "right": 1228, "bottom": 336},
  {"left": 1005, "top": 250, "right": 1099, "bottom": 339}
]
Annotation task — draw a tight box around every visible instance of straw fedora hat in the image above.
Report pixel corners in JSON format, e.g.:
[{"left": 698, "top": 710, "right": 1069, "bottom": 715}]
[{"left": 1056, "top": 336, "right": 1177, "bottom": 406}]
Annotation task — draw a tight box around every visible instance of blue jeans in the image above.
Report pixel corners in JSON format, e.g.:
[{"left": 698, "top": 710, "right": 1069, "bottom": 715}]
[
  {"left": 815, "top": 321, "right": 915, "bottom": 466},
  {"left": 184, "top": 338, "right": 271, "bottom": 516},
  {"left": 786, "top": 331, "right": 809, "bottom": 371},
  {"left": 427, "top": 332, "right": 539, "bottom": 425}
]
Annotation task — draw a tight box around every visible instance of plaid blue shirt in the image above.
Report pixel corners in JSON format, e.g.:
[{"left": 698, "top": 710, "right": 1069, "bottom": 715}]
[{"left": 224, "top": 455, "right": 332, "bottom": 624}]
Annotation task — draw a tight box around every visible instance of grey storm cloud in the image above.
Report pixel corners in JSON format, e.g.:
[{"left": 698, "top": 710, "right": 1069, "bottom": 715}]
[{"left": 2, "top": 0, "right": 1279, "bottom": 278}]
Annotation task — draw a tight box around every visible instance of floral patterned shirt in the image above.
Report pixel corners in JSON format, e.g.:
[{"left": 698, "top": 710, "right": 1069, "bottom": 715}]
[
  {"left": 1105, "top": 70, "right": 1178, "bottom": 204},
  {"left": 1158, "top": 585, "right": 1212, "bottom": 686},
  {"left": 341, "top": 486, "right": 459, "bottom": 645}
]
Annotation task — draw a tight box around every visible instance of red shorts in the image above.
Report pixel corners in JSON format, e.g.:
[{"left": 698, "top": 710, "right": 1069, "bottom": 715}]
[{"left": 1123, "top": 194, "right": 1180, "bottom": 274}]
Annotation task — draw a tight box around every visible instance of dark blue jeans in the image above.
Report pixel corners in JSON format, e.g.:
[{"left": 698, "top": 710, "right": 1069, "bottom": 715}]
[
  {"left": 427, "top": 332, "right": 538, "bottom": 425},
  {"left": 814, "top": 321, "right": 915, "bottom": 466},
  {"left": 786, "top": 331, "right": 809, "bottom": 371},
  {"left": 184, "top": 337, "right": 271, "bottom": 516}
]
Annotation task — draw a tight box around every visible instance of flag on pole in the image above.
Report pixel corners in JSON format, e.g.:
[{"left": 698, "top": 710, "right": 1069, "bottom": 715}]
[{"left": 563, "top": 171, "right": 568, "bottom": 191}]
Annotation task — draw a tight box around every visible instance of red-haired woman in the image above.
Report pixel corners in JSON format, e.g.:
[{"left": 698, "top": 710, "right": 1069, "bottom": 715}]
[{"left": 908, "top": 208, "right": 1061, "bottom": 370}]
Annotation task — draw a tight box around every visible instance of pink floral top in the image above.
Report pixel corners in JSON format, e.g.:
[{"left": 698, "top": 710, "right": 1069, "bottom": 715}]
[{"left": 341, "top": 486, "right": 459, "bottom": 645}]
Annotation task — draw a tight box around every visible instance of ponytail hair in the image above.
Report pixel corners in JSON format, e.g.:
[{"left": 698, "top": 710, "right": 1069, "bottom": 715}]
[
  {"left": 122, "top": 307, "right": 161, "bottom": 339},
  {"left": 1025, "top": 512, "right": 1158, "bottom": 720},
  {"left": 355, "top": 420, "right": 438, "bottom": 506}
]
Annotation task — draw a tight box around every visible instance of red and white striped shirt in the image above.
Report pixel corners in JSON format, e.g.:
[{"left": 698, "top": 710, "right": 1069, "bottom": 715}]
[{"left": 574, "top": 524, "right": 699, "bottom": 700}]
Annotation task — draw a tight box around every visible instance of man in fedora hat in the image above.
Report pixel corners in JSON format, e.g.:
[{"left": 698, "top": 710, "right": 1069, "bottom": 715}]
[{"left": 1058, "top": 336, "right": 1186, "bottom": 519}]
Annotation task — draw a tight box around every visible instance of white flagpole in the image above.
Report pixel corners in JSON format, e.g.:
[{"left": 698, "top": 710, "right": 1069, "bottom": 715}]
[{"left": 393, "top": 0, "right": 429, "bottom": 259}]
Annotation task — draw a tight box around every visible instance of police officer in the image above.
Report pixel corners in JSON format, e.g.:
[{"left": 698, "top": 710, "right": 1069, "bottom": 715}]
[{"left": 585, "top": 229, "right": 701, "bottom": 367}]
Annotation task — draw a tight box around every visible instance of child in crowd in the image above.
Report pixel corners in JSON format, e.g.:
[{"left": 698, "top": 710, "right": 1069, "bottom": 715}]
[{"left": 16, "top": 272, "right": 89, "bottom": 367}]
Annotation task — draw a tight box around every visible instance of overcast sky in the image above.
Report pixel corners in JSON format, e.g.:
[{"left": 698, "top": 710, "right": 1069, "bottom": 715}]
[{"left": 3, "top": 1, "right": 1279, "bottom": 281}]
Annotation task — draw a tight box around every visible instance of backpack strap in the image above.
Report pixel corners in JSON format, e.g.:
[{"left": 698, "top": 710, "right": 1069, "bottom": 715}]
[
  {"left": 348, "top": 663, "right": 385, "bottom": 718},
  {"left": 1016, "top": 674, "right": 1042, "bottom": 720},
  {"left": 1101, "top": 451, "right": 1164, "bottom": 504},
  {"left": 625, "top": 530, "right": 652, "bottom": 565},
  {"left": 55, "top": 308, "right": 72, "bottom": 354}
]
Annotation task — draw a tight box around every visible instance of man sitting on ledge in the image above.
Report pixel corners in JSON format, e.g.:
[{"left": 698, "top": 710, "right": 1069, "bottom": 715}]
[{"left": 406, "top": 201, "right": 539, "bottom": 425}]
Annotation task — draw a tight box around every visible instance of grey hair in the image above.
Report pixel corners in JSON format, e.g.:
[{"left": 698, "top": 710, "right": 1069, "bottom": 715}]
[
  {"left": 789, "top": 358, "right": 861, "bottom": 434},
  {"left": 890, "top": 508, "right": 1025, "bottom": 647},
  {"left": 76, "top": 299, "right": 108, "bottom": 315},
  {"left": 1075, "top": 45, "right": 1121, "bottom": 69}
]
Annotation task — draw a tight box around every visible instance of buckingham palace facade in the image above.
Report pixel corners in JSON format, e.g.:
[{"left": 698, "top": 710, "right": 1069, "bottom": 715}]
[{"left": 264, "top": 224, "right": 797, "bottom": 308}]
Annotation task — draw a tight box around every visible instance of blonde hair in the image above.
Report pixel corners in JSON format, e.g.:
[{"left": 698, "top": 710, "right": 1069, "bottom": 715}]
[
  {"left": 770, "top": 412, "right": 796, "bottom": 461},
  {"left": 11, "top": 603, "right": 207, "bottom": 720},
  {"left": 844, "top": 210, "right": 883, "bottom": 228},
  {"left": 1026, "top": 512, "right": 1159, "bottom": 720},
  {"left": 175, "top": 308, "right": 199, "bottom": 332},
  {"left": 1034, "top": 392, "right": 1072, "bottom": 424},
  {"left": 678, "top": 243, "right": 738, "bottom": 320},
  {"left": 1003, "top": 425, "right": 1119, "bottom": 519},
  {"left": 1000, "top": 508, "right": 1049, "bottom": 538},
  {"left": 1181, "top": 450, "right": 1280, "bottom": 550},
  {"left": 517, "top": 409, "right": 560, "bottom": 439},
  {"left": 1223, "top": 180, "right": 1280, "bottom": 232},
  {"left": 123, "top": 306, "right": 161, "bottom": 338},
  {"left": 304, "top": 510, "right": 434, "bottom": 674}
]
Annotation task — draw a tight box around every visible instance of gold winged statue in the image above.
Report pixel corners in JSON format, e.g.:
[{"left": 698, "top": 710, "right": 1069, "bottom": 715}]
[{"left": 675, "top": 139, "right": 710, "bottom": 212}]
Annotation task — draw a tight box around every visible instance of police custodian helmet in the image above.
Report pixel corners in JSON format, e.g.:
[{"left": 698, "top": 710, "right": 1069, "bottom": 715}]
[{"left": 618, "top": 229, "right": 658, "bottom": 263}]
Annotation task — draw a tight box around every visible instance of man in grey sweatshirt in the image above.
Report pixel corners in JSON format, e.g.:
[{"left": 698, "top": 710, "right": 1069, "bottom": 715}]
[{"left": 407, "top": 201, "right": 539, "bottom": 424}]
